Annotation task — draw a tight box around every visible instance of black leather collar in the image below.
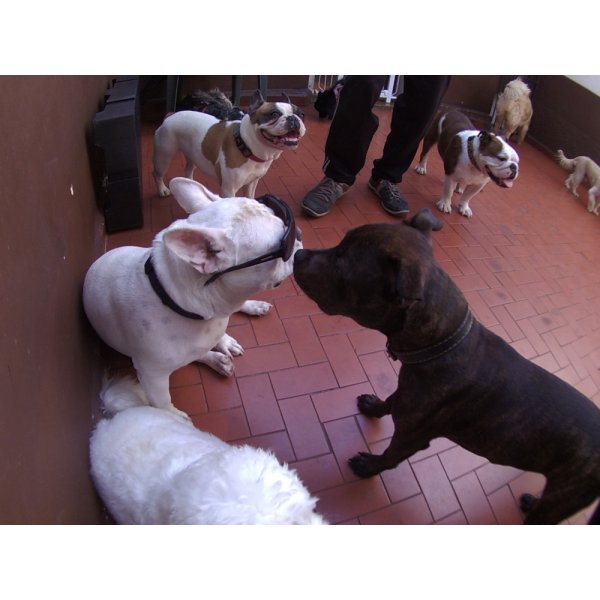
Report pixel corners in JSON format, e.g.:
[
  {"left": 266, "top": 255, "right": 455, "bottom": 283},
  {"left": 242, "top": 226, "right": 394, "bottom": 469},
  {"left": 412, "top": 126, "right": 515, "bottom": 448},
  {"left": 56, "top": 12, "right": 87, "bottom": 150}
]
[
  {"left": 144, "top": 256, "right": 205, "bottom": 320},
  {"left": 467, "top": 136, "right": 482, "bottom": 172},
  {"left": 387, "top": 310, "right": 474, "bottom": 365}
]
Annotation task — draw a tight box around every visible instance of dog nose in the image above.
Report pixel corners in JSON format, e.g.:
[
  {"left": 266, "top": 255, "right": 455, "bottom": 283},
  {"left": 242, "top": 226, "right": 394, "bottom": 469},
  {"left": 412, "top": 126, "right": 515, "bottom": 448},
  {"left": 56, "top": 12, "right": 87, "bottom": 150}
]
[
  {"left": 293, "top": 249, "right": 307, "bottom": 264},
  {"left": 286, "top": 115, "right": 300, "bottom": 132},
  {"left": 509, "top": 163, "right": 517, "bottom": 176}
]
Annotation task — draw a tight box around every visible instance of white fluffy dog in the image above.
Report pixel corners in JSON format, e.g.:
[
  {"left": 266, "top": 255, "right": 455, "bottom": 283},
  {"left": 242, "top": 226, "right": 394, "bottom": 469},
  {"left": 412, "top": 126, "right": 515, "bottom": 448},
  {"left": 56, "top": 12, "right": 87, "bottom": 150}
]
[{"left": 89, "top": 378, "right": 326, "bottom": 525}]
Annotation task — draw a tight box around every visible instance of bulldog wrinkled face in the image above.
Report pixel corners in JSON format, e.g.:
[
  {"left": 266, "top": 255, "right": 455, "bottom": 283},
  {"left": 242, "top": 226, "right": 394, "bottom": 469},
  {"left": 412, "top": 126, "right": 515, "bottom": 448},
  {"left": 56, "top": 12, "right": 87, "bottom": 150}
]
[
  {"left": 249, "top": 92, "right": 306, "bottom": 149},
  {"left": 478, "top": 132, "right": 520, "bottom": 188}
]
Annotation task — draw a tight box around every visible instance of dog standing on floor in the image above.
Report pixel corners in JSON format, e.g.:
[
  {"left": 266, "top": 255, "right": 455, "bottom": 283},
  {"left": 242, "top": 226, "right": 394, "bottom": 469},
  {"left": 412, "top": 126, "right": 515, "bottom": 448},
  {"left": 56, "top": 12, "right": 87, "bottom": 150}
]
[
  {"left": 83, "top": 178, "right": 302, "bottom": 418},
  {"left": 293, "top": 209, "right": 600, "bottom": 524},
  {"left": 556, "top": 149, "right": 600, "bottom": 215},
  {"left": 414, "top": 110, "right": 519, "bottom": 218},
  {"left": 90, "top": 377, "right": 326, "bottom": 525},
  {"left": 153, "top": 89, "right": 305, "bottom": 199},
  {"left": 494, "top": 77, "right": 533, "bottom": 145}
]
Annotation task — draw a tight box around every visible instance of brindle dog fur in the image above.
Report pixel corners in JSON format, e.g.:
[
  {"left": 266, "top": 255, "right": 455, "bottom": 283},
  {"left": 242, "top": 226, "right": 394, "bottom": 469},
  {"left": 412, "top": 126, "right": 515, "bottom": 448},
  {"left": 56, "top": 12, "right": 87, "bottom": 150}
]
[{"left": 293, "top": 209, "right": 600, "bottom": 524}]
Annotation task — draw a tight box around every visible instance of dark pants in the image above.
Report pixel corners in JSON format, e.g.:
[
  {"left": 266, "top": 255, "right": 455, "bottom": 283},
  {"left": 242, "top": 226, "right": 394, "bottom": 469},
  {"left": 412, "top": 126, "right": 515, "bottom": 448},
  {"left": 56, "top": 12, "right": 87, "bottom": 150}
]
[{"left": 323, "top": 75, "right": 450, "bottom": 186}]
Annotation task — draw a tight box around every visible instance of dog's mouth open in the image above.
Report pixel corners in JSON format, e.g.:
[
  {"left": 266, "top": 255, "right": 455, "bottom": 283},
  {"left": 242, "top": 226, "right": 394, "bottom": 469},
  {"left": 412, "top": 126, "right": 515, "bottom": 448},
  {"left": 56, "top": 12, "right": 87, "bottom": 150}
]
[
  {"left": 261, "top": 130, "right": 301, "bottom": 148},
  {"left": 485, "top": 166, "right": 516, "bottom": 189}
]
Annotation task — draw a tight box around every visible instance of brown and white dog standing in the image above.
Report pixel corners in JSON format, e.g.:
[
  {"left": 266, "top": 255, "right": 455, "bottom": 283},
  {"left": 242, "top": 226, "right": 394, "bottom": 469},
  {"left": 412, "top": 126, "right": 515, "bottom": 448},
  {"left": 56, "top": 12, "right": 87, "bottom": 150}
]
[
  {"left": 494, "top": 77, "right": 533, "bottom": 144},
  {"left": 415, "top": 111, "right": 519, "bottom": 218},
  {"left": 556, "top": 149, "right": 600, "bottom": 215},
  {"left": 153, "top": 90, "right": 306, "bottom": 198}
]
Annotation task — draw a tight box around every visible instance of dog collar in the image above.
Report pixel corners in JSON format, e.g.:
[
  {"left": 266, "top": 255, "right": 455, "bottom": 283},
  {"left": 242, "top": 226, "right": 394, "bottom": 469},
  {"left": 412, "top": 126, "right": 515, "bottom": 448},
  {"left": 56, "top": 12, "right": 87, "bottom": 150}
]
[
  {"left": 467, "top": 136, "right": 482, "bottom": 172},
  {"left": 387, "top": 309, "right": 474, "bottom": 365},
  {"left": 144, "top": 256, "right": 205, "bottom": 320},
  {"left": 234, "top": 125, "right": 267, "bottom": 163}
]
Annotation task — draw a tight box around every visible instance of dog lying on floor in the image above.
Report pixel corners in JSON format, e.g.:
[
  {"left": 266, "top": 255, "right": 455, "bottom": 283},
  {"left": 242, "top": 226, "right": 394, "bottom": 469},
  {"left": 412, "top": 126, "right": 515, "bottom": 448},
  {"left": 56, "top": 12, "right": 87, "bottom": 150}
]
[
  {"left": 556, "top": 149, "right": 600, "bottom": 215},
  {"left": 494, "top": 77, "right": 533, "bottom": 145},
  {"left": 89, "top": 377, "right": 326, "bottom": 524},
  {"left": 414, "top": 111, "right": 519, "bottom": 218},
  {"left": 293, "top": 209, "right": 600, "bottom": 524},
  {"left": 83, "top": 178, "right": 302, "bottom": 418}
]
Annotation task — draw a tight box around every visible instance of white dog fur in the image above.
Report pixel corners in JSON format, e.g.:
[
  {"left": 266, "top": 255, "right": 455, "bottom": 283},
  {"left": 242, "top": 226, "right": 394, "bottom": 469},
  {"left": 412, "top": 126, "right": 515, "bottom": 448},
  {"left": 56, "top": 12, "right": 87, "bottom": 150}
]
[
  {"left": 83, "top": 178, "right": 302, "bottom": 418},
  {"left": 89, "top": 377, "right": 326, "bottom": 525}
]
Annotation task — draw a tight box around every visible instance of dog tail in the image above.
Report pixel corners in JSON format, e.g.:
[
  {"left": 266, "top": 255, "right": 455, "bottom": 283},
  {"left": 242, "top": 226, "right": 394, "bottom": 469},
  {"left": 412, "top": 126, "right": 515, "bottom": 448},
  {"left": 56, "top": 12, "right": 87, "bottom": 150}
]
[
  {"left": 99, "top": 376, "right": 149, "bottom": 415},
  {"left": 556, "top": 149, "right": 576, "bottom": 172}
]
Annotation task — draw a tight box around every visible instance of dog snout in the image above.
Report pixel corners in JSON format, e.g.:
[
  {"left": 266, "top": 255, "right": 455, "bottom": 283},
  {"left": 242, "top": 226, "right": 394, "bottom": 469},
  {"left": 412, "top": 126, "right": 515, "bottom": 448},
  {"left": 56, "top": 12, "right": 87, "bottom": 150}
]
[
  {"left": 509, "top": 163, "right": 518, "bottom": 177},
  {"left": 286, "top": 115, "right": 301, "bottom": 132},
  {"left": 293, "top": 249, "right": 308, "bottom": 264}
]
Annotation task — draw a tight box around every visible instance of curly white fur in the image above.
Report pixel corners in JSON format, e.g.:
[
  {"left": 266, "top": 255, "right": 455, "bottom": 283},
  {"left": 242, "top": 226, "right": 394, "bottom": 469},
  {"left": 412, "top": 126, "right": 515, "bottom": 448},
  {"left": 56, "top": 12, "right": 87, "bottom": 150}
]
[{"left": 89, "top": 377, "right": 326, "bottom": 525}]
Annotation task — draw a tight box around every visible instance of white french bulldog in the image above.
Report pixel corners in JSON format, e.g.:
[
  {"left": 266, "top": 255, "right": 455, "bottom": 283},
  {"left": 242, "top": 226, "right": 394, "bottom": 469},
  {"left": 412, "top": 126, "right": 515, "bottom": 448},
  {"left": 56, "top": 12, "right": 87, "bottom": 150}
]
[
  {"left": 415, "top": 110, "right": 519, "bottom": 218},
  {"left": 153, "top": 90, "right": 306, "bottom": 199},
  {"left": 83, "top": 177, "right": 302, "bottom": 418}
]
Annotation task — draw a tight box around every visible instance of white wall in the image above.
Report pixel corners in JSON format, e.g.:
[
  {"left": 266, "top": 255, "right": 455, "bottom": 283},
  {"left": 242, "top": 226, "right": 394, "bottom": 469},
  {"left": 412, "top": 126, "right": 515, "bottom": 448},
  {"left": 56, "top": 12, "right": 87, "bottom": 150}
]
[{"left": 567, "top": 76, "right": 600, "bottom": 97}]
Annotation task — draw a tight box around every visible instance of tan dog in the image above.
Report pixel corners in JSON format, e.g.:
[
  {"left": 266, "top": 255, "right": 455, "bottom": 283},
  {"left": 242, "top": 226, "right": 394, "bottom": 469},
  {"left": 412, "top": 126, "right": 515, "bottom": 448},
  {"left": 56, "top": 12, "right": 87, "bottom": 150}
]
[
  {"left": 153, "top": 90, "right": 305, "bottom": 199},
  {"left": 494, "top": 78, "right": 533, "bottom": 145},
  {"left": 556, "top": 149, "right": 600, "bottom": 215}
]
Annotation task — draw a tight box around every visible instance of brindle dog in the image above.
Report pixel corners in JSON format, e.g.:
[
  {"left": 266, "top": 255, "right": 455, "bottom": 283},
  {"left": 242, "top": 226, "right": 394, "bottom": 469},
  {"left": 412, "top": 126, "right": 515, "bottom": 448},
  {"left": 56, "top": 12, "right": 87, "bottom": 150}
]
[{"left": 293, "top": 209, "right": 600, "bottom": 524}]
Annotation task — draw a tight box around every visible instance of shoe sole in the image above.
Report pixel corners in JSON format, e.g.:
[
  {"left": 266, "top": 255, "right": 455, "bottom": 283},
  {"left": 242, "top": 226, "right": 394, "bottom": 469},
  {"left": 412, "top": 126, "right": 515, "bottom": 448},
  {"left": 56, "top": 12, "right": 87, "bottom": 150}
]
[
  {"left": 368, "top": 181, "right": 409, "bottom": 216},
  {"left": 302, "top": 203, "right": 330, "bottom": 218}
]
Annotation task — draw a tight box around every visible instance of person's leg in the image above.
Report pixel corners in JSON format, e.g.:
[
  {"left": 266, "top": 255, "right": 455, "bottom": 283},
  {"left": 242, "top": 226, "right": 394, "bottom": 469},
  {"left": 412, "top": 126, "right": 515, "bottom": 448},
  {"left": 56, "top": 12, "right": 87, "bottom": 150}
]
[
  {"left": 323, "top": 75, "right": 388, "bottom": 184},
  {"left": 368, "top": 76, "right": 449, "bottom": 216},
  {"left": 372, "top": 75, "right": 450, "bottom": 183},
  {"left": 302, "top": 76, "right": 387, "bottom": 217}
]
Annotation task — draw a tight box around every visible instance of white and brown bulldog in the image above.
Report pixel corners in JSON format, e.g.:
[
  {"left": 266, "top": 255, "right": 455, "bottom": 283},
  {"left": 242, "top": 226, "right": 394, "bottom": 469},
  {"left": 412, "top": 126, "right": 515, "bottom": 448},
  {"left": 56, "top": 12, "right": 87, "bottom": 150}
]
[
  {"left": 153, "top": 90, "right": 306, "bottom": 199},
  {"left": 415, "top": 111, "right": 519, "bottom": 218}
]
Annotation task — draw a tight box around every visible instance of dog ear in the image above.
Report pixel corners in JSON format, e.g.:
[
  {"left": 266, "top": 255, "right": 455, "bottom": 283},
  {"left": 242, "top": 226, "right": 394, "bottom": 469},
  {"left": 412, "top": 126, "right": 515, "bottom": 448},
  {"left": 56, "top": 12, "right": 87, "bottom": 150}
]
[
  {"left": 163, "top": 226, "right": 235, "bottom": 274},
  {"left": 405, "top": 208, "right": 443, "bottom": 237},
  {"left": 478, "top": 131, "right": 495, "bottom": 147},
  {"left": 248, "top": 89, "right": 265, "bottom": 114},
  {"left": 169, "top": 178, "right": 220, "bottom": 214},
  {"left": 389, "top": 258, "right": 425, "bottom": 310}
]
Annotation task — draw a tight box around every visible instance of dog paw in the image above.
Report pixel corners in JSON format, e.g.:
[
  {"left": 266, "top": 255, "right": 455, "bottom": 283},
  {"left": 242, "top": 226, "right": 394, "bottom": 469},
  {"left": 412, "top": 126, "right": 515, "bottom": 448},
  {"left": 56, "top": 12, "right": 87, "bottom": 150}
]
[
  {"left": 348, "top": 452, "right": 383, "bottom": 478},
  {"left": 199, "top": 350, "right": 236, "bottom": 376},
  {"left": 414, "top": 164, "right": 426, "bottom": 176},
  {"left": 458, "top": 203, "right": 473, "bottom": 218},
  {"left": 436, "top": 200, "right": 452, "bottom": 214},
  {"left": 158, "top": 186, "right": 171, "bottom": 197},
  {"left": 215, "top": 333, "right": 244, "bottom": 357},
  {"left": 357, "top": 394, "right": 388, "bottom": 418},
  {"left": 239, "top": 300, "right": 272, "bottom": 316}
]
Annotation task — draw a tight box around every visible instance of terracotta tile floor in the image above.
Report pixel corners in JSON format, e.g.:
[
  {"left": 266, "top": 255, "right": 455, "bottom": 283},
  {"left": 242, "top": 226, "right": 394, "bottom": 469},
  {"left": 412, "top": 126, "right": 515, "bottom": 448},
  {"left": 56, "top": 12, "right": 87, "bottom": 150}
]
[{"left": 104, "top": 104, "right": 600, "bottom": 525}]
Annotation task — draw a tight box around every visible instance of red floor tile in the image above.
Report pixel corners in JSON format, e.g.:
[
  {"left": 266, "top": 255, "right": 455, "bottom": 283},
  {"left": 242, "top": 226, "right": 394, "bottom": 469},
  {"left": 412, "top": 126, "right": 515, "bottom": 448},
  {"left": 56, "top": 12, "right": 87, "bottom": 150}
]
[{"left": 100, "top": 104, "right": 600, "bottom": 526}]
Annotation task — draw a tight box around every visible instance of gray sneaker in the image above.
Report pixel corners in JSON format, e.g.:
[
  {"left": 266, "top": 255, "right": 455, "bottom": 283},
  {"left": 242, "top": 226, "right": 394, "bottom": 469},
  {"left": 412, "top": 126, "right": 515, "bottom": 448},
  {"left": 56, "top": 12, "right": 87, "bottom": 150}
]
[
  {"left": 302, "top": 177, "right": 350, "bottom": 217},
  {"left": 368, "top": 177, "right": 409, "bottom": 215}
]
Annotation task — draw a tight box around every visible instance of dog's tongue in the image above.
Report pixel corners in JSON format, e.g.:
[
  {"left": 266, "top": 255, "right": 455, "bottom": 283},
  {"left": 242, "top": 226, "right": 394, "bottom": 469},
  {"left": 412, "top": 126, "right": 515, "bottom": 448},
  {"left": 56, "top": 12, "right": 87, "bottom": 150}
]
[{"left": 503, "top": 180, "right": 514, "bottom": 189}]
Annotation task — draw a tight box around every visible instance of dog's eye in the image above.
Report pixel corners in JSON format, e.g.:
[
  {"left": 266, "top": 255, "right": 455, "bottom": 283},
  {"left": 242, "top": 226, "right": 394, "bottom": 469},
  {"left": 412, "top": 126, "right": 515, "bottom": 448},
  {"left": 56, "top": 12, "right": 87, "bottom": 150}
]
[{"left": 270, "top": 110, "right": 281, "bottom": 119}]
